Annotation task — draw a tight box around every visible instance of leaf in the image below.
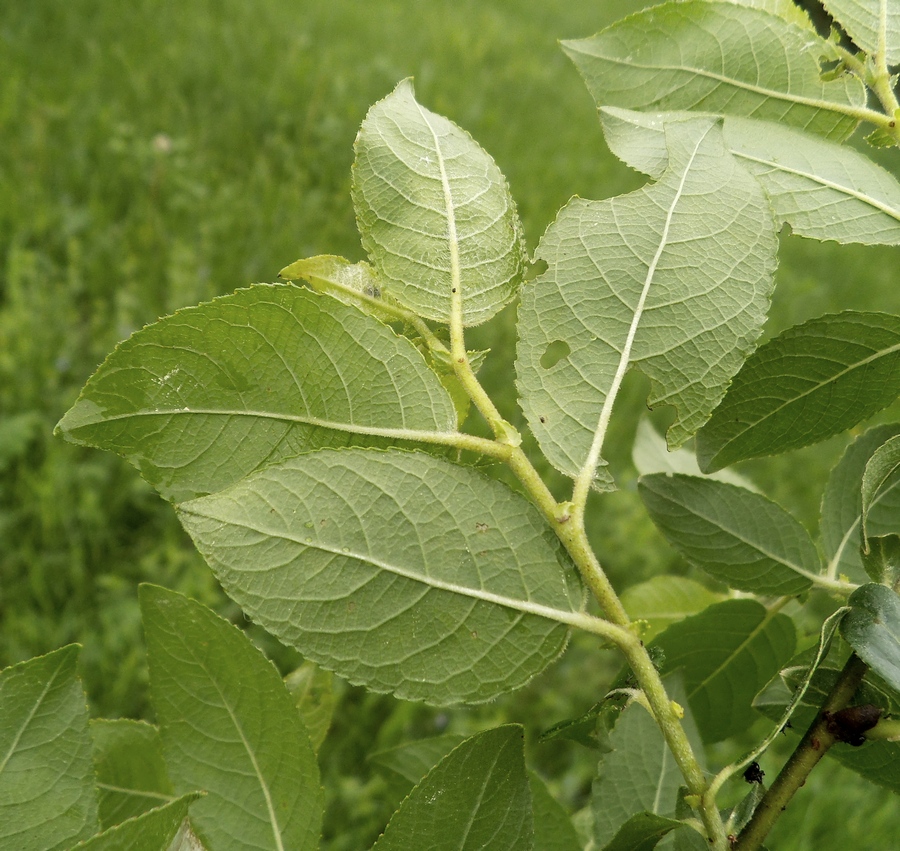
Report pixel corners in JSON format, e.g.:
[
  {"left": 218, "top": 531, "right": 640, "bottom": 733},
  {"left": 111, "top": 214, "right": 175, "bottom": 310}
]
[
  {"left": 284, "top": 661, "right": 335, "bottom": 752},
  {"left": 821, "top": 424, "right": 900, "bottom": 582},
  {"left": 369, "top": 734, "right": 468, "bottom": 796},
  {"left": 653, "top": 600, "right": 797, "bottom": 742},
  {"left": 564, "top": 1, "right": 866, "bottom": 141},
  {"left": 842, "top": 583, "right": 900, "bottom": 692},
  {"left": 371, "top": 726, "right": 533, "bottom": 851},
  {"left": 0, "top": 646, "right": 98, "bottom": 851},
  {"left": 600, "top": 812, "right": 683, "bottom": 851},
  {"left": 141, "top": 585, "right": 323, "bottom": 851},
  {"left": 726, "top": 784, "right": 765, "bottom": 836},
  {"left": 620, "top": 576, "right": 724, "bottom": 642},
  {"left": 639, "top": 474, "right": 818, "bottom": 595},
  {"left": 862, "top": 434, "right": 900, "bottom": 548},
  {"left": 823, "top": 0, "right": 900, "bottom": 64},
  {"left": 720, "top": 0, "right": 815, "bottom": 29},
  {"left": 90, "top": 719, "right": 175, "bottom": 829},
  {"left": 352, "top": 79, "right": 526, "bottom": 326},
  {"left": 68, "top": 795, "right": 199, "bottom": 851},
  {"left": 601, "top": 108, "right": 900, "bottom": 245},
  {"left": 529, "top": 772, "right": 581, "bottom": 851},
  {"left": 516, "top": 116, "right": 776, "bottom": 488},
  {"left": 861, "top": 534, "right": 900, "bottom": 584},
  {"left": 697, "top": 313, "right": 900, "bottom": 471},
  {"left": 56, "top": 285, "right": 457, "bottom": 503},
  {"left": 177, "top": 447, "right": 585, "bottom": 705}
]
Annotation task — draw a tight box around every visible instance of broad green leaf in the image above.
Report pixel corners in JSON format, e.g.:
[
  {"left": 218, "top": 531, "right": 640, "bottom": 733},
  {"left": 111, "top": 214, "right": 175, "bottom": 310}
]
[
  {"left": 529, "top": 772, "right": 581, "bottom": 851},
  {"left": 842, "top": 583, "right": 900, "bottom": 691},
  {"left": 369, "top": 734, "right": 468, "bottom": 797},
  {"left": 177, "top": 448, "right": 584, "bottom": 705},
  {"left": 284, "top": 661, "right": 335, "bottom": 753},
  {"left": 718, "top": 0, "right": 814, "bottom": 29},
  {"left": 141, "top": 586, "right": 323, "bottom": 851},
  {"left": 601, "top": 109, "right": 900, "bottom": 245},
  {"left": 517, "top": 117, "right": 776, "bottom": 488},
  {"left": 564, "top": 1, "right": 865, "bottom": 140},
  {"left": 352, "top": 79, "right": 526, "bottom": 325},
  {"left": 90, "top": 719, "right": 175, "bottom": 829},
  {"left": 69, "top": 795, "right": 198, "bottom": 851},
  {"left": 862, "top": 435, "right": 900, "bottom": 547},
  {"left": 620, "top": 576, "right": 724, "bottom": 642},
  {"left": 653, "top": 600, "right": 796, "bottom": 742},
  {"left": 371, "top": 726, "right": 532, "bottom": 851},
  {"left": 56, "top": 285, "right": 457, "bottom": 503},
  {"left": 823, "top": 0, "right": 900, "bottom": 64},
  {"left": 639, "top": 474, "right": 818, "bottom": 595},
  {"left": 601, "top": 812, "right": 683, "bottom": 851},
  {"left": 0, "top": 646, "right": 98, "bottom": 851},
  {"left": 821, "top": 424, "right": 900, "bottom": 581},
  {"left": 697, "top": 313, "right": 900, "bottom": 471}
]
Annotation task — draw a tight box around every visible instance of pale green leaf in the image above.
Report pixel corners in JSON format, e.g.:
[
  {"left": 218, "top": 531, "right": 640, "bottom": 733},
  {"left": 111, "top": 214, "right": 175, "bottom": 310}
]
[
  {"left": 842, "top": 583, "right": 900, "bottom": 691},
  {"left": 284, "top": 661, "right": 335, "bottom": 753},
  {"left": 639, "top": 474, "right": 818, "bottom": 595},
  {"left": 601, "top": 812, "right": 683, "bottom": 851},
  {"left": 141, "top": 585, "right": 323, "bottom": 851},
  {"left": 529, "top": 772, "right": 581, "bottom": 851},
  {"left": 68, "top": 795, "right": 199, "bottom": 851},
  {"left": 516, "top": 117, "right": 776, "bottom": 488},
  {"left": 823, "top": 0, "right": 900, "bottom": 64},
  {"left": 601, "top": 108, "right": 900, "bottom": 245},
  {"left": 620, "top": 576, "right": 724, "bottom": 642},
  {"left": 653, "top": 600, "right": 797, "bottom": 742},
  {"left": 90, "top": 719, "right": 175, "bottom": 829},
  {"left": 709, "top": 0, "right": 814, "bottom": 29},
  {"left": 177, "top": 448, "right": 585, "bottom": 704},
  {"left": 697, "top": 313, "right": 900, "bottom": 471},
  {"left": 564, "top": 1, "right": 866, "bottom": 140},
  {"left": 352, "top": 79, "right": 526, "bottom": 325},
  {"left": 821, "top": 424, "right": 900, "bottom": 582},
  {"left": 371, "top": 726, "right": 533, "bottom": 851},
  {"left": 0, "top": 646, "right": 98, "bottom": 851},
  {"left": 862, "top": 434, "right": 900, "bottom": 547},
  {"left": 56, "top": 285, "right": 457, "bottom": 503}
]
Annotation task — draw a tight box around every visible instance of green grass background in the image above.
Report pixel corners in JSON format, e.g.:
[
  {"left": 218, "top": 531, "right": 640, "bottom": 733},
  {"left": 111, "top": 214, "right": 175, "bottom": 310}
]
[{"left": 1, "top": 1, "right": 898, "bottom": 847}]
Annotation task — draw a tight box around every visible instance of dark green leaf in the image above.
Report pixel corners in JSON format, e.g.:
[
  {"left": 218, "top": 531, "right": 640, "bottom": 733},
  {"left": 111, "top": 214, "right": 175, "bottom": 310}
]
[
  {"left": 861, "top": 535, "right": 900, "bottom": 585},
  {"left": 862, "top": 435, "right": 900, "bottom": 548},
  {"left": 639, "top": 474, "right": 817, "bottom": 595},
  {"left": 696, "top": 313, "right": 900, "bottom": 471},
  {"left": 68, "top": 795, "right": 199, "bottom": 851},
  {"left": 0, "top": 646, "right": 98, "bottom": 851},
  {"left": 842, "top": 584, "right": 900, "bottom": 692},
  {"left": 177, "top": 448, "right": 584, "bottom": 705},
  {"left": 529, "top": 772, "right": 581, "bottom": 851},
  {"left": 371, "top": 726, "right": 532, "bottom": 851},
  {"left": 141, "top": 585, "right": 323, "bottom": 851},
  {"left": 601, "top": 812, "right": 682, "bottom": 851},
  {"left": 369, "top": 734, "right": 468, "bottom": 799},
  {"left": 56, "top": 285, "right": 456, "bottom": 502},
  {"left": 90, "top": 719, "right": 175, "bottom": 829}
]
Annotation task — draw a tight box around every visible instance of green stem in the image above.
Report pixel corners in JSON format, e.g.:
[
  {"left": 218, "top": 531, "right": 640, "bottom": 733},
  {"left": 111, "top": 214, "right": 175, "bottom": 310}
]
[
  {"left": 834, "top": 43, "right": 900, "bottom": 146},
  {"left": 865, "top": 717, "right": 900, "bottom": 741},
  {"left": 734, "top": 654, "right": 869, "bottom": 851}
]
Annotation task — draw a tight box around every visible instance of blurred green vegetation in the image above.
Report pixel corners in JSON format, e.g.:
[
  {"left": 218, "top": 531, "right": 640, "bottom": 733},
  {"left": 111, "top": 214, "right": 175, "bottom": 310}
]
[{"left": 1, "top": 1, "right": 897, "bottom": 848}]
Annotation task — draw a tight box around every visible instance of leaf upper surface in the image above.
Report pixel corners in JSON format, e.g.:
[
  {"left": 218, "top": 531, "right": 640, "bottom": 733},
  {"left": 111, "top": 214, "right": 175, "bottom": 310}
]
[
  {"left": 69, "top": 796, "right": 197, "bottom": 851},
  {"left": 517, "top": 117, "right": 776, "bottom": 486},
  {"left": 56, "top": 285, "right": 456, "bottom": 502},
  {"left": 177, "top": 448, "right": 583, "bottom": 705},
  {"left": 141, "top": 586, "right": 323, "bottom": 851},
  {"left": 0, "top": 646, "right": 98, "bottom": 851},
  {"left": 842, "top": 583, "right": 900, "bottom": 691},
  {"left": 352, "top": 79, "right": 526, "bottom": 325},
  {"left": 862, "top": 434, "right": 900, "bottom": 547},
  {"left": 697, "top": 312, "right": 900, "bottom": 470},
  {"left": 565, "top": 1, "right": 865, "bottom": 140},
  {"left": 823, "top": 0, "right": 900, "bottom": 64}
]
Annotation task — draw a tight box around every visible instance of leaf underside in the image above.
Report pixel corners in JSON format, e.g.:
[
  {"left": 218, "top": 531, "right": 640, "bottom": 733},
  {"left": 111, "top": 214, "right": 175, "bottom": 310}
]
[{"left": 823, "top": 0, "right": 900, "bottom": 65}]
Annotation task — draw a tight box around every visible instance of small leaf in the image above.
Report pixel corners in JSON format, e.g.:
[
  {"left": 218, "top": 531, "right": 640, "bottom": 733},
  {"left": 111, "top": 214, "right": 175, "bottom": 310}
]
[
  {"left": 639, "top": 474, "right": 818, "bottom": 595},
  {"left": 861, "top": 534, "right": 900, "bottom": 584},
  {"left": 517, "top": 116, "right": 776, "bottom": 487},
  {"left": 653, "top": 600, "right": 797, "bottom": 742},
  {"left": 369, "top": 734, "right": 467, "bottom": 798},
  {"left": 822, "top": 0, "right": 900, "bottom": 65},
  {"left": 56, "top": 285, "right": 457, "bottom": 502},
  {"left": 177, "top": 448, "right": 584, "bottom": 705},
  {"left": 529, "top": 772, "right": 581, "bottom": 851},
  {"left": 141, "top": 585, "right": 323, "bottom": 851},
  {"left": 90, "top": 719, "right": 175, "bottom": 829},
  {"left": 371, "top": 726, "right": 532, "bottom": 851},
  {"left": 600, "top": 812, "right": 683, "bottom": 851},
  {"left": 68, "top": 795, "right": 199, "bottom": 851},
  {"left": 0, "top": 646, "right": 98, "bottom": 851},
  {"left": 352, "top": 79, "right": 526, "bottom": 326},
  {"left": 284, "top": 661, "right": 335, "bottom": 753},
  {"left": 726, "top": 784, "right": 765, "bottom": 836},
  {"left": 862, "top": 434, "right": 900, "bottom": 548},
  {"left": 697, "top": 313, "right": 900, "bottom": 471},
  {"left": 564, "top": 2, "right": 865, "bottom": 141},
  {"left": 620, "top": 576, "right": 724, "bottom": 642},
  {"left": 842, "top": 583, "right": 900, "bottom": 692}
]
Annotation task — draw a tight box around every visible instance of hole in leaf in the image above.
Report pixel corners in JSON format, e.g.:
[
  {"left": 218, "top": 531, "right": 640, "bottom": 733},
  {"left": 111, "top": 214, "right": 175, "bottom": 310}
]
[{"left": 540, "top": 340, "right": 570, "bottom": 369}]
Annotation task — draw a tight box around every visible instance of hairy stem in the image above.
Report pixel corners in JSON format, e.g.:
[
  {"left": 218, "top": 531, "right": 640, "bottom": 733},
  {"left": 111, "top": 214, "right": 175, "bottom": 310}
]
[{"left": 734, "top": 653, "right": 869, "bottom": 851}]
